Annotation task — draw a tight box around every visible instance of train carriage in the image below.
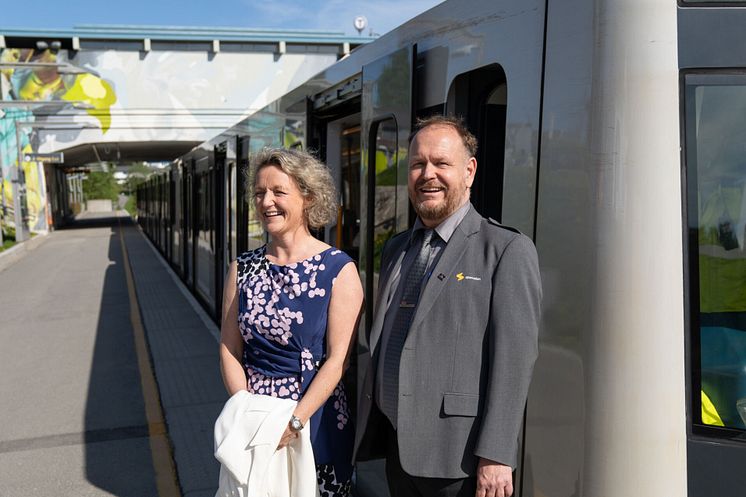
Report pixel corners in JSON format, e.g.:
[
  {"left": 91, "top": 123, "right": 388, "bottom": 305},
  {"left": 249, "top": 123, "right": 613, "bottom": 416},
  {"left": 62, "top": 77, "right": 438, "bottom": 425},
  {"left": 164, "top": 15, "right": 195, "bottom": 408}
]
[{"left": 137, "top": 0, "right": 746, "bottom": 495}]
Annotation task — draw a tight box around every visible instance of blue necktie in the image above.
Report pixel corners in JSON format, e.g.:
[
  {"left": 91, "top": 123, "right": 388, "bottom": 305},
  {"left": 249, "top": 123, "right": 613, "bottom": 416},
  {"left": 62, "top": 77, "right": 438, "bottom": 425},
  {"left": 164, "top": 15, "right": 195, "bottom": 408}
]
[{"left": 381, "top": 229, "right": 434, "bottom": 427}]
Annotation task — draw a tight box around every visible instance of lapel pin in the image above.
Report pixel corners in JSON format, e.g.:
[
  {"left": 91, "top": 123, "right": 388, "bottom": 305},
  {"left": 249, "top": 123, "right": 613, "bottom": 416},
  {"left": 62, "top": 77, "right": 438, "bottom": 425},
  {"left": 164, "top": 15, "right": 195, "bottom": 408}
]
[{"left": 437, "top": 273, "right": 446, "bottom": 280}]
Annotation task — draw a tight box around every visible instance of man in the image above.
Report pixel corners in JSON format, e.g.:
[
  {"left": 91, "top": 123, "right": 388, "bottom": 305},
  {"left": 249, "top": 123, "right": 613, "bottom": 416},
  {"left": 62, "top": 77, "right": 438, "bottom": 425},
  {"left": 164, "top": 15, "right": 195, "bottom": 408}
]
[{"left": 353, "top": 115, "right": 542, "bottom": 497}]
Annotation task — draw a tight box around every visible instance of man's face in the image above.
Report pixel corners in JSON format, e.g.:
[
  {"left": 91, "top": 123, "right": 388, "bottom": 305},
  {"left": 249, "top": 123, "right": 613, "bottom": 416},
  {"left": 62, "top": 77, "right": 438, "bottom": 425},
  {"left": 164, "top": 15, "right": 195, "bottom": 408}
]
[{"left": 407, "top": 125, "right": 476, "bottom": 227}]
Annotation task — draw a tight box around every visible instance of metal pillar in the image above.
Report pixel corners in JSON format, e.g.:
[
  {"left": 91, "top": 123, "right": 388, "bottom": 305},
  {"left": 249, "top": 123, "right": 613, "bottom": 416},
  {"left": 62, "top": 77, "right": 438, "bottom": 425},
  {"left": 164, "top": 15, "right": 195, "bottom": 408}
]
[{"left": 14, "top": 122, "right": 28, "bottom": 241}]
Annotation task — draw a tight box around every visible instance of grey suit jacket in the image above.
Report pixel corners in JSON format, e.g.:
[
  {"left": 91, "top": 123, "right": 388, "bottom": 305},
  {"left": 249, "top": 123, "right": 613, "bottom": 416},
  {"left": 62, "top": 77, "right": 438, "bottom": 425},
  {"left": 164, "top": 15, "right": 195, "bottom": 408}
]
[{"left": 353, "top": 205, "right": 542, "bottom": 478}]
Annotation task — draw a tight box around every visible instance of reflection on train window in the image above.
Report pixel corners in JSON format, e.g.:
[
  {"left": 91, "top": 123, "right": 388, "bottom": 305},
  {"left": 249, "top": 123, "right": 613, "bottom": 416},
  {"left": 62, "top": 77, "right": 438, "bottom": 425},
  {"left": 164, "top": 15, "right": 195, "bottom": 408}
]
[
  {"left": 247, "top": 169, "right": 265, "bottom": 251},
  {"left": 372, "top": 118, "right": 399, "bottom": 279},
  {"left": 686, "top": 76, "right": 746, "bottom": 430}
]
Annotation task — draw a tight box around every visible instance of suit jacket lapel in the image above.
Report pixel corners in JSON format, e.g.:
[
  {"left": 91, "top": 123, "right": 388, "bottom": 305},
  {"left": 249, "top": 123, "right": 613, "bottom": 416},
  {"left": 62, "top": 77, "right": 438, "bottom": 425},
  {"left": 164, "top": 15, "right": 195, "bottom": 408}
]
[
  {"left": 408, "top": 207, "right": 482, "bottom": 333},
  {"left": 368, "top": 233, "right": 409, "bottom": 355}
]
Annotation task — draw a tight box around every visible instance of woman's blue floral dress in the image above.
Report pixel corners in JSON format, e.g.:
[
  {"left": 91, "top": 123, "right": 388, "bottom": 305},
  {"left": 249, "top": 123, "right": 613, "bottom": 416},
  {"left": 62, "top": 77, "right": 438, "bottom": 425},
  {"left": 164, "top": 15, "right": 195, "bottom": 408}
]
[{"left": 235, "top": 245, "right": 355, "bottom": 497}]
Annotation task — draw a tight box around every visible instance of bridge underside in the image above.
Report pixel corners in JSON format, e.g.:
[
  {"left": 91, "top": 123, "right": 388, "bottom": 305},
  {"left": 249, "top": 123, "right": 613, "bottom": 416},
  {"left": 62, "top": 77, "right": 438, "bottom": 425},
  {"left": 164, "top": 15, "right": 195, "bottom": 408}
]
[{"left": 57, "top": 141, "right": 202, "bottom": 168}]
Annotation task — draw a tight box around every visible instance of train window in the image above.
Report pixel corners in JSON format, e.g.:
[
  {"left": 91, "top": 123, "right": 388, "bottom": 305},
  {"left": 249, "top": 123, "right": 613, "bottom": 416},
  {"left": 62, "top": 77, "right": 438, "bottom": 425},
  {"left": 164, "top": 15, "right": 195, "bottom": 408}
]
[
  {"left": 685, "top": 74, "right": 746, "bottom": 431},
  {"left": 447, "top": 64, "right": 507, "bottom": 221},
  {"left": 681, "top": 0, "right": 746, "bottom": 4},
  {"left": 229, "top": 161, "right": 237, "bottom": 262},
  {"left": 372, "top": 117, "right": 400, "bottom": 277},
  {"left": 247, "top": 184, "right": 265, "bottom": 250}
]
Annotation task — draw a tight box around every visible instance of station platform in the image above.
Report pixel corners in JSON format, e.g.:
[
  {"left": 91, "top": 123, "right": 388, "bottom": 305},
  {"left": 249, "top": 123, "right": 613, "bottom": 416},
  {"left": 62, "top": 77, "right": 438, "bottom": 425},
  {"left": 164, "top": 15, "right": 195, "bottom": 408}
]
[
  {"left": 0, "top": 211, "right": 387, "bottom": 497},
  {"left": 0, "top": 211, "right": 226, "bottom": 497}
]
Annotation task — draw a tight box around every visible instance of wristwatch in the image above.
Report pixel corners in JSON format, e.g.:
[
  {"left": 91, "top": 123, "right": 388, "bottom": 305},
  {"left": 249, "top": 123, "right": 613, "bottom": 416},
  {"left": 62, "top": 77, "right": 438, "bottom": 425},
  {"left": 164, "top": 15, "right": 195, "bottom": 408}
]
[{"left": 289, "top": 415, "right": 304, "bottom": 432}]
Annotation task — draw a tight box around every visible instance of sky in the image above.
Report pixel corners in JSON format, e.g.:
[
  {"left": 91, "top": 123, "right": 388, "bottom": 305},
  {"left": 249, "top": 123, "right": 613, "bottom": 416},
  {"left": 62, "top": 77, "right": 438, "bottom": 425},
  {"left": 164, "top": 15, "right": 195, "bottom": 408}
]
[{"left": 1, "top": 0, "right": 444, "bottom": 37}]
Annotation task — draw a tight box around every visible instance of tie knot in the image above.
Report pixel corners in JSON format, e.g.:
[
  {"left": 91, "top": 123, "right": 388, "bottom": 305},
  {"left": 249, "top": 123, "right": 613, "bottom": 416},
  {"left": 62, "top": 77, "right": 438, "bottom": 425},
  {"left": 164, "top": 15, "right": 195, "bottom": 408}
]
[{"left": 421, "top": 229, "right": 433, "bottom": 246}]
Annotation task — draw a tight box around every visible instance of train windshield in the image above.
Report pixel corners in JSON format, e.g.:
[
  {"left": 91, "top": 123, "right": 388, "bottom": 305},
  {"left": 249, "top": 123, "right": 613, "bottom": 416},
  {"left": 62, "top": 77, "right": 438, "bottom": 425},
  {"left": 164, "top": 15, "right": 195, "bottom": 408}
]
[{"left": 685, "top": 74, "right": 746, "bottom": 431}]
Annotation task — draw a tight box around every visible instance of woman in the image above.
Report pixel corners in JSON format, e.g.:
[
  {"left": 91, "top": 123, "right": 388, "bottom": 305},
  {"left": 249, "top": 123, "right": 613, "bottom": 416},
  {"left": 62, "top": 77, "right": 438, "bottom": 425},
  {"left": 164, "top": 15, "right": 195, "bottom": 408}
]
[{"left": 219, "top": 147, "right": 364, "bottom": 497}]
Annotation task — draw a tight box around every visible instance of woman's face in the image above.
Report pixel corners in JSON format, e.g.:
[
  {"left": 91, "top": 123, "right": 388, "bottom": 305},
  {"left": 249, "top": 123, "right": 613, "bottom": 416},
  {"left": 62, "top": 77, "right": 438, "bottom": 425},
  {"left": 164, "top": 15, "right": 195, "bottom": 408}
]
[{"left": 253, "top": 164, "right": 308, "bottom": 237}]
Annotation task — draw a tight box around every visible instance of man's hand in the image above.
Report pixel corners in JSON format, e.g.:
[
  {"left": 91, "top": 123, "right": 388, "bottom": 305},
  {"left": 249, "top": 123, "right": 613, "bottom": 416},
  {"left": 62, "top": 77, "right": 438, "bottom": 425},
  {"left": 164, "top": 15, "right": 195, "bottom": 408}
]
[{"left": 476, "top": 458, "right": 513, "bottom": 497}]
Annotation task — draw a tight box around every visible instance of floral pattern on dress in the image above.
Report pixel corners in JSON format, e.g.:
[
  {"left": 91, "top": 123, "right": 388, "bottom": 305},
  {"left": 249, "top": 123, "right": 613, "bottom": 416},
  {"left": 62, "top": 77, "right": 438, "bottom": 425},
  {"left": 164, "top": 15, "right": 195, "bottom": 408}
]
[
  {"left": 333, "top": 385, "right": 349, "bottom": 430},
  {"left": 246, "top": 366, "right": 302, "bottom": 401},
  {"left": 235, "top": 245, "right": 356, "bottom": 492},
  {"left": 301, "top": 348, "right": 315, "bottom": 377}
]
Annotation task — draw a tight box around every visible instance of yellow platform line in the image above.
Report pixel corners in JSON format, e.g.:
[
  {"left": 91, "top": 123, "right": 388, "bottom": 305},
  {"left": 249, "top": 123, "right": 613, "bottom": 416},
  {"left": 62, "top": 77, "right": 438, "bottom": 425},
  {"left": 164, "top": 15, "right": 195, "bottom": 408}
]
[{"left": 117, "top": 215, "right": 182, "bottom": 497}]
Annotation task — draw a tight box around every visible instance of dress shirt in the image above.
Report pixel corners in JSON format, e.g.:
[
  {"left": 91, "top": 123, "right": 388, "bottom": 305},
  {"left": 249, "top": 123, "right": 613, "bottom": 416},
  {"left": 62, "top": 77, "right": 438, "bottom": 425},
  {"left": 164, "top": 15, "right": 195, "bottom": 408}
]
[{"left": 375, "top": 201, "right": 472, "bottom": 421}]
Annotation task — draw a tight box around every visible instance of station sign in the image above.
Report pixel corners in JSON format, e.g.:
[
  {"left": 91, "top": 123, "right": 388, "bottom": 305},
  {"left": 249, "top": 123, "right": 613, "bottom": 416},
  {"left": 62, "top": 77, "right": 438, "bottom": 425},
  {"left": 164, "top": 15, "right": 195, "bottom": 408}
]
[{"left": 23, "top": 152, "right": 64, "bottom": 163}]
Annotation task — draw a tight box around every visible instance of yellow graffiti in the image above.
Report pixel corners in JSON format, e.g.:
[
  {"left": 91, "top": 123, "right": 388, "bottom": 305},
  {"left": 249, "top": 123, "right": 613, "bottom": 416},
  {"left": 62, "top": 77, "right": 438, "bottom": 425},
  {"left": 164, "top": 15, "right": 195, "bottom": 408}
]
[
  {"left": 62, "top": 73, "right": 117, "bottom": 132},
  {"left": 18, "top": 72, "right": 66, "bottom": 101},
  {"left": 21, "top": 143, "right": 44, "bottom": 229},
  {"left": 2, "top": 49, "right": 117, "bottom": 132}
]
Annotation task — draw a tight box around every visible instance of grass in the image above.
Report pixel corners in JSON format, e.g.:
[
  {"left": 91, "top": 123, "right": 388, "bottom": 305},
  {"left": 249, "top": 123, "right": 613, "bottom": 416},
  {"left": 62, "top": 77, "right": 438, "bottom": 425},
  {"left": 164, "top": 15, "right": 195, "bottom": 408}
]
[
  {"left": 124, "top": 195, "right": 136, "bottom": 218},
  {"left": 1, "top": 226, "right": 17, "bottom": 252},
  {"left": 1, "top": 238, "right": 15, "bottom": 252}
]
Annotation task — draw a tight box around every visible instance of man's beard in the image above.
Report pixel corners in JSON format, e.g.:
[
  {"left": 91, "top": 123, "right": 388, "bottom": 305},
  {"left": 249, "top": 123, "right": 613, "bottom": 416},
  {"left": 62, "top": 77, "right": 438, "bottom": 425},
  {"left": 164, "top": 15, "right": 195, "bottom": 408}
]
[{"left": 410, "top": 183, "right": 463, "bottom": 223}]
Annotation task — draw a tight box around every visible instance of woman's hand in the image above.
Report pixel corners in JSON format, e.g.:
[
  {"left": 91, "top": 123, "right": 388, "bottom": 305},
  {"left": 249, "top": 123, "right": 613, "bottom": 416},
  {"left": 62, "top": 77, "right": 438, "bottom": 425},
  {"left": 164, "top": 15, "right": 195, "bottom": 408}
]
[{"left": 276, "top": 423, "right": 299, "bottom": 450}]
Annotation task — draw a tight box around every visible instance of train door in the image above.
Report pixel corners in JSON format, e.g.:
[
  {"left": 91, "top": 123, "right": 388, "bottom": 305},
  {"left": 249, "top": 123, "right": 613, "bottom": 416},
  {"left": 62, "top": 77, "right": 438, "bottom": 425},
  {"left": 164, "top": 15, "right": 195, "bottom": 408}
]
[
  {"left": 444, "top": 62, "right": 536, "bottom": 497},
  {"left": 236, "top": 136, "right": 250, "bottom": 256},
  {"left": 446, "top": 65, "right": 508, "bottom": 221},
  {"left": 353, "top": 46, "right": 414, "bottom": 497},
  {"left": 172, "top": 162, "right": 183, "bottom": 273},
  {"left": 184, "top": 159, "right": 195, "bottom": 289},
  {"left": 214, "top": 142, "right": 228, "bottom": 323},
  {"left": 226, "top": 140, "right": 238, "bottom": 265},
  {"left": 680, "top": 6, "right": 746, "bottom": 495},
  {"left": 360, "top": 45, "right": 415, "bottom": 332},
  {"left": 166, "top": 169, "right": 174, "bottom": 262},
  {"left": 194, "top": 155, "right": 217, "bottom": 315},
  {"left": 159, "top": 175, "right": 166, "bottom": 251},
  {"left": 329, "top": 120, "right": 362, "bottom": 262},
  {"left": 307, "top": 75, "right": 363, "bottom": 260}
]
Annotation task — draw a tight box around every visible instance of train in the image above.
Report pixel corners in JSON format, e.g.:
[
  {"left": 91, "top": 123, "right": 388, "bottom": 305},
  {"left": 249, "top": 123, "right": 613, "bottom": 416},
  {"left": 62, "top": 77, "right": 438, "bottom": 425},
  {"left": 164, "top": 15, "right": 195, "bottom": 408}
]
[{"left": 136, "top": 0, "right": 746, "bottom": 495}]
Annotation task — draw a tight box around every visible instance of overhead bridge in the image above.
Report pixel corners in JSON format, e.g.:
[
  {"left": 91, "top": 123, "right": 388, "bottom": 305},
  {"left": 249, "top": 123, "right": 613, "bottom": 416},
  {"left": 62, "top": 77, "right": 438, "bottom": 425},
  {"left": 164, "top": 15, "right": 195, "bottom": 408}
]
[{"left": 0, "top": 25, "right": 373, "bottom": 237}]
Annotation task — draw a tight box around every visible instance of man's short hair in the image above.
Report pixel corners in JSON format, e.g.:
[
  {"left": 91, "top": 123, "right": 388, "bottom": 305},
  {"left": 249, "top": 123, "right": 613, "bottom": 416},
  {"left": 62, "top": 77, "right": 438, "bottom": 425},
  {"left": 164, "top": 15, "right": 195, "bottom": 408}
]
[{"left": 409, "top": 115, "right": 478, "bottom": 158}]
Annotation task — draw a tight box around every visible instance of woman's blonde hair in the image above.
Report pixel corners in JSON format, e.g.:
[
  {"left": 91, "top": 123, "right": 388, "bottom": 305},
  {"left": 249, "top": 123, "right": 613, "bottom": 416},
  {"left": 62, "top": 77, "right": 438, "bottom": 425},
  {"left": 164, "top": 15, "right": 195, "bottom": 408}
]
[{"left": 247, "top": 148, "right": 338, "bottom": 230}]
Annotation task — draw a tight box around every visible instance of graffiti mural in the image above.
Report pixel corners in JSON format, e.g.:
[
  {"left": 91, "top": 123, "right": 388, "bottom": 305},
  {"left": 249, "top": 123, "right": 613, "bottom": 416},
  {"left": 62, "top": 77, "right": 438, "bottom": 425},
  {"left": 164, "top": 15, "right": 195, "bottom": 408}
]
[
  {"left": 0, "top": 41, "right": 338, "bottom": 233},
  {"left": 0, "top": 48, "right": 118, "bottom": 231}
]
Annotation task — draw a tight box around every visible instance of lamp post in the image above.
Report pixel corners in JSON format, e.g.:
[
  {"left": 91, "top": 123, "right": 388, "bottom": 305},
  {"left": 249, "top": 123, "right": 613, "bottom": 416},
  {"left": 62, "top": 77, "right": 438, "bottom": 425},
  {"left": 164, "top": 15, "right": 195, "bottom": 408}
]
[{"left": 13, "top": 123, "right": 27, "bottom": 241}]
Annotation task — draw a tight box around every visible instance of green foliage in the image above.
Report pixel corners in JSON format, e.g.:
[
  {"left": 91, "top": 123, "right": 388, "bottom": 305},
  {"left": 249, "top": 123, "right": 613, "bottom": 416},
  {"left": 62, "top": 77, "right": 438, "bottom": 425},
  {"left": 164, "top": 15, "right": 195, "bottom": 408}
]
[
  {"left": 124, "top": 195, "right": 137, "bottom": 218},
  {"left": 83, "top": 171, "right": 119, "bottom": 202},
  {"left": 1, "top": 225, "right": 16, "bottom": 251},
  {"left": 376, "top": 165, "right": 398, "bottom": 187},
  {"left": 121, "top": 162, "right": 152, "bottom": 195},
  {"left": 373, "top": 228, "right": 394, "bottom": 273}
]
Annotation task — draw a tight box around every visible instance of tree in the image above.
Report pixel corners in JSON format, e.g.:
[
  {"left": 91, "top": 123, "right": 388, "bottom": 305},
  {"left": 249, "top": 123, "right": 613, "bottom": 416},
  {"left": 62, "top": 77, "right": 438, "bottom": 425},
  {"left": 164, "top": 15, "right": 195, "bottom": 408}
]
[
  {"left": 122, "top": 162, "right": 153, "bottom": 195},
  {"left": 82, "top": 170, "right": 119, "bottom": 202}
]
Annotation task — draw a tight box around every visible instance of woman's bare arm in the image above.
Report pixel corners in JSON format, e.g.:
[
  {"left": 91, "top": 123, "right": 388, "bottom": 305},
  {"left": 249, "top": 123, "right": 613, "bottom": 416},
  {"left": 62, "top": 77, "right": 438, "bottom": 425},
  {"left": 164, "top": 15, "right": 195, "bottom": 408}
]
[{"left": 219, "top": 261, "right": 247, "bottom": 395}]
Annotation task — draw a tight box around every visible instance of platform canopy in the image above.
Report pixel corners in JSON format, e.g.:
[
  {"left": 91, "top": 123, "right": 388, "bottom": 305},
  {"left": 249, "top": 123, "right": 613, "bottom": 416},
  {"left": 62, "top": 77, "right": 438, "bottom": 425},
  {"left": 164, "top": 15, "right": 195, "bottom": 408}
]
[{"left": 56, "top": 140, "right": 201, "bottom": 169}]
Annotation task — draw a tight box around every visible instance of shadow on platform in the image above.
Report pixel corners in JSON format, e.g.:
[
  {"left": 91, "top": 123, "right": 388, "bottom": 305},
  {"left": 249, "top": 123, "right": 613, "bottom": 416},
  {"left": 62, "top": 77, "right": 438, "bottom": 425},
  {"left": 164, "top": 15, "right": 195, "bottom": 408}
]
[{"left": 80, "top": 214, "right": 159, "bottom": 496}]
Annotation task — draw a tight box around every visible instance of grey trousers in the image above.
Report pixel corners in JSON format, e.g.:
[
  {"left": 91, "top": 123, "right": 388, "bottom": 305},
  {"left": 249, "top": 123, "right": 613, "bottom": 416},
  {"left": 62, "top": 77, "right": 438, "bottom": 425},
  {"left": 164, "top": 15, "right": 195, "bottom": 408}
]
[{"left": 383, "top": 419, "right": 477, "bottom": 497}]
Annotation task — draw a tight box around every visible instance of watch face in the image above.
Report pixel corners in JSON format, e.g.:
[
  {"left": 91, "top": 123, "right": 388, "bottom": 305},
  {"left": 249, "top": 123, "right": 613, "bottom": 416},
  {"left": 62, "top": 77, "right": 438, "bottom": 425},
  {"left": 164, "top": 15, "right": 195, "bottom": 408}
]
[{"left": 291, "top": 418, "right": 303, "bottom": 431}]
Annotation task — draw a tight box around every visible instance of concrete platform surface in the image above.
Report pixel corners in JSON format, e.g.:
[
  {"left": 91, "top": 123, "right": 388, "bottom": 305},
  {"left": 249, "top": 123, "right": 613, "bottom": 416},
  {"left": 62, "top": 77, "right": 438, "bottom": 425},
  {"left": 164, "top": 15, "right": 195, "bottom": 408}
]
[{"left": 0, "top": 211, "right": 388, "bottom": 497}]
